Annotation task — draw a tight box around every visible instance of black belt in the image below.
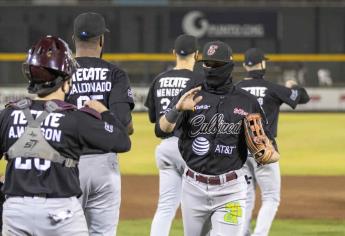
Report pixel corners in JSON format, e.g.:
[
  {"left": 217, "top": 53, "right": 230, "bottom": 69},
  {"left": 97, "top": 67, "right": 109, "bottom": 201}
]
[{"left": 186, "top": 169, "right": 237, "bottom": 185}]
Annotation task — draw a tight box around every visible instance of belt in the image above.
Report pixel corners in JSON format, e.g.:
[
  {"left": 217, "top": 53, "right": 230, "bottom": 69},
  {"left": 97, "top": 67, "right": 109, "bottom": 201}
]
[{"left": 186, "top": 169, "right": 237, "bottom": 185}]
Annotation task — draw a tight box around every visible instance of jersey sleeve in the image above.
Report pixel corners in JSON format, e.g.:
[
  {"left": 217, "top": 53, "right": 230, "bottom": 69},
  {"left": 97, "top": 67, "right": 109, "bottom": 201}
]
[
  {"left": 272, "top": 84, "right": 302, "bottom": 109},
  {"left": 0, "top": 109, "right": 4, "bottom": 157},
  {"left": 108, "top": 68, "right": 135, "bottom": 110},
  {"left": 76, "top": 110, "right": 131, "bottom": 153},
  {"left": 293, "top": 86, "right": 310, "bottom": 104},
  {"left": 144, "top": 80, "right": 157, "bottom": 123},
  {"left": 109, "top": 103, "right": 132, "bottom": 126}
]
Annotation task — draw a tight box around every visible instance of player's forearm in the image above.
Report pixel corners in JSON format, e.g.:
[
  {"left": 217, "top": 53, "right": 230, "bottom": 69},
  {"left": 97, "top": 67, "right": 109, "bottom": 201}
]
[
  {"left": 159, "top": 106, "right": 182, "bottom": 133},
  {"left": 290, "top": 85, "right": 310, "bottom": 104},
  {"left": 297, "top": 87, "right": 310, "bottom": 104},
  {"left": 159, "top": 115, "right": 176, "bottom": 133}
]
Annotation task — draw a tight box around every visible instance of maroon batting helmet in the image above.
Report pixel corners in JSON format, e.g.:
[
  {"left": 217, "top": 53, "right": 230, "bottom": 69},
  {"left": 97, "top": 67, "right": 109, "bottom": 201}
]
[{"left": 22, "top": 35, "right": 77, "bottom": 95}]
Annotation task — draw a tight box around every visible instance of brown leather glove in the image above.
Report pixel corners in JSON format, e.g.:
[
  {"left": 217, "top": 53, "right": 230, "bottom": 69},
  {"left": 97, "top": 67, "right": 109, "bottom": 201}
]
[{"left": 244, "top": 113, "right": 280, "bottom": 165}]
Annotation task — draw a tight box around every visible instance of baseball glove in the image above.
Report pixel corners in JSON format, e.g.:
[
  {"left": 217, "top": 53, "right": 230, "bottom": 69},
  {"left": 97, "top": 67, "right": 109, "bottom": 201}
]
[{"left": 244, "top": 113, "right": 280, "bottom": 165}]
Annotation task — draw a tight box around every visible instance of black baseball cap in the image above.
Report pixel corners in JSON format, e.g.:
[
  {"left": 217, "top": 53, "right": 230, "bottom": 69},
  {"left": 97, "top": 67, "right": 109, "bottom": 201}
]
[
  {"left": 74, "top": 12, "right": 110, "bottom": 41},
  {"left": 174, "top": 34, "right": 198, "bottom": 56},
  {"left": 244, "top": 48, "right": 269, "bottom": 66},
  {"left": 200, "top": 41, "right": 233, "bottom": 63}
]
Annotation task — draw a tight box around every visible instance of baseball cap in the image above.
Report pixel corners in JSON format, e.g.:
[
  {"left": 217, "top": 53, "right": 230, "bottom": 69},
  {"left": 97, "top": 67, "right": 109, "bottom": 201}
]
[
  {"left": 244, "top": 48, "right": 269, "bottom": 66},
  {"left": 200, "top": 41, "right": 233, "bottom": 63},
  {"left": 174, "top": 34, "right": 198, "bottom": 56},
  {"left": 73, "top": 12, "right": 110, "bottom": 41}
]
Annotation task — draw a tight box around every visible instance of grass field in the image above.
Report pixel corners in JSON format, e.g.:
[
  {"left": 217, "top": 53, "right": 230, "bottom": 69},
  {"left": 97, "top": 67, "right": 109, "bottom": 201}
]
[
  {"left": 119, "top": 112, "right": 345, "bottom": 175},
  {"left": 0, "top": 113, "right": 343, "bottom": 175},
  {"left": 117, "top": 219, "right": 345, "bottom": 236}
]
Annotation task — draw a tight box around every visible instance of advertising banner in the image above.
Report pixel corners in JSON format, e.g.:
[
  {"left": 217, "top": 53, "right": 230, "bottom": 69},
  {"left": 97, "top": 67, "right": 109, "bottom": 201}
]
[{"left": 170, "top": 9, "right": 277, "bottom": 39}]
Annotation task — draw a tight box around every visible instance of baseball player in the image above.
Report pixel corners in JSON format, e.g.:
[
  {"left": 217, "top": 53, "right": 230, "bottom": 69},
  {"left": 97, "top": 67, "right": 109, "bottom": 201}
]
[
  {"left": 159, "top": 41, "right": 279, "bottom": 236},
  {"left": 0, "top": 111, "right": 3, "bottom": 234},
  {"left": 145, "top": 34, "right": 202, "bottom": 236},
  {"left": 236, "top": 48, "right": 310, "bottom": 236},
  {"left": 67, "top": 12, "right": 135, "bottom": 236},
  {"left": 0, "top": 35, "right": 131, "bottom": 236},
  {"left": 0, "top": 175, "right": 4, "bottom": 234}
]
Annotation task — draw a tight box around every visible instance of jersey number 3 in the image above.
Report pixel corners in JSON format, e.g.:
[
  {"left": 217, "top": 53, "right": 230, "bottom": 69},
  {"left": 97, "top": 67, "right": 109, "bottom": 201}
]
[
  {"left": 15, "top": 157, "right": 51, "bottom": 171},
  {"left": 160, "top": 98, "right": 171, "bottom": 110}
]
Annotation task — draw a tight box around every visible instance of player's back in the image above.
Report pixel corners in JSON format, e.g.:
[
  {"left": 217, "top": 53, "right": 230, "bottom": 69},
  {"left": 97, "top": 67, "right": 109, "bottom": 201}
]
[
  {"left": 145, "top": 68, "right": 204, "bottom": 138},
  {"left": 68, "top": 57, "right": 134, "bottom": 110},
  {"left": 0, "top": 99, "right": 130, "bottom": 198},
  {"left": 236, "top": 78, "right": 300, "bottom": 137}
]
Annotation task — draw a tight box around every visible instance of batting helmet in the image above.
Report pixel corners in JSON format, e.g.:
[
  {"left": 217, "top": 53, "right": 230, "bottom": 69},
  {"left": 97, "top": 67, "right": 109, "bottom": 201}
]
[{"left": 22, "top": 35, "right": 77, "bottom": 95}]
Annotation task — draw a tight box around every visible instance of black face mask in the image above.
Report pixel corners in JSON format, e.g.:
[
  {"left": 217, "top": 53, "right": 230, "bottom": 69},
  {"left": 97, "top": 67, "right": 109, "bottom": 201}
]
[
  {"left": 203, "top": 62, "right": 234, "bottom": 88},
  {"left": 248, "top": 69, "right": 266, "bottom": 79}
]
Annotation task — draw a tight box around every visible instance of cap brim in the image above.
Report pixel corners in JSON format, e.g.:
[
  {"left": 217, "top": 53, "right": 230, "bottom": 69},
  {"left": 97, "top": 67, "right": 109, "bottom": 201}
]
[{"left": 263, "top": 56, "right": 269, "bottom": 61}]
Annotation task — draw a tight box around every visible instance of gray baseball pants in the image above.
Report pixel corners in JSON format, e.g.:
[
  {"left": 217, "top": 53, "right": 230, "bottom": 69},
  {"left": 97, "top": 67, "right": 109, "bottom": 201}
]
[
  {"left": 150, "top": 136, "right": 186, "bottom": 236},
  {"left": 182, "top": 168, "right": 247, "bottom": 236},
  {"left": 78, "top": 153, "right": 120, "bottom": 236},
  {"left": 243, "top": 157, "right": 281, "bottom": 236},
  {"left": 2, "top": 196, "right": 88, "bottom": 236}
]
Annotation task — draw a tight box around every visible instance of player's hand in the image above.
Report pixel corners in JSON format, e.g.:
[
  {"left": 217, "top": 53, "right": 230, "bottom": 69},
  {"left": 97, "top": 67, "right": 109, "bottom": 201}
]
[
  {"left": 84, "top": 100, "right": 108, "bottom": 113},
  {"left": 285, "top": 80, "right": 298, "bottom": 88},
  {"left": 176, "top": 86, "right": 202, "bottom": 111}
]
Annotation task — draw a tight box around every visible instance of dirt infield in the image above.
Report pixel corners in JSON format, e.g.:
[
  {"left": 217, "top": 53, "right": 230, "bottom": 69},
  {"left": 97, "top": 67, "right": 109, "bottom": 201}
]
[{"left": 120, "top": 176, "right": 345, "bottom": 220}]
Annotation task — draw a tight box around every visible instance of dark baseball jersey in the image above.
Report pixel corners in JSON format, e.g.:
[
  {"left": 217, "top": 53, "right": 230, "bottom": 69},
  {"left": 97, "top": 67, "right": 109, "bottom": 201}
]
[
  {"left": 145, "top": 69, "right": 204, "bottom": 138},
  {"left": 0, "top": 100, "right": 130, "bottom": 198},
  {"left": 236, "top": 78, "right": 310, "bottom": 137},
  {"left": 168, "top": 81, "right": 274, "bottom": 175},
  {"left": 67, "top": 57, "right": 135, "bottom": 126},
  {"left": 0, "top": 181, "right": 4, "bottom": 231}
]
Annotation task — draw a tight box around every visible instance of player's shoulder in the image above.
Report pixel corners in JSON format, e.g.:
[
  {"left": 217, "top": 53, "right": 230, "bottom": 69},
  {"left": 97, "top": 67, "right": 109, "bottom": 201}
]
[
  {"left": 237, "top": 78, "right": 285, "bottom": 91},
  {"left": 109, "top": 65, "right": 130, "bottom": 82},
  {"left": 156, "top": 69, "right": 202, "bottom": 79},
  {"left": 233, "top": 85, "right": 259, "bottom": 103},
  {"left": 150, "top": 69, "right": 183, "bottom": 86},
  {"left": 236, "top": 77, "right": 267, "bottom": 86},
  {"left": 77, "top": 56, "right": 111, "bottom": 66},
  {"left": 73, "top": 107, "right": 102, "bottom": 120},
  {"left": 77, "top": 57, "right": 127, "bottom": 76},
  {"left": 153, "top": 69, "right": 173, "bottom": 81},
  {"left": 67, "top": 107, "right": 103, "bottom": 128},
  {"left": 0, "top": 105, "right": 13, "bottom": 121},
  {"left": 264, "top": 80, "right": 291, "bottom": 94}
]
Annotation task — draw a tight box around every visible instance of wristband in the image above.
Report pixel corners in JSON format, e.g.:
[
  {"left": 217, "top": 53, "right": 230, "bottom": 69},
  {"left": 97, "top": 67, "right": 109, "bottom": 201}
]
[{"left": 165, "top": 106, "right": 182, "bottom": 123}]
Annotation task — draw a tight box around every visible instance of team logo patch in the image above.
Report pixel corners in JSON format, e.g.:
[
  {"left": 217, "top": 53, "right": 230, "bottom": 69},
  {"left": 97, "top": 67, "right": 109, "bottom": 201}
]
[
  {"left": 233, "top": 107, "right": 248, "bottom": 116},
  {"left": 194, "top": 104, "right": 211, "bottom": 111},
  {"left": 207, "top": 45, "right": 218, "bottom": 56},
  {"left": 192, "top": 137, "right": 210, "bottom": 156},
  {"left": 128, "top": 88, "right": 134, "bottom": 98},
  {"left": 224, "top": 202, "right": 243, "bottom": 224},
  {"left": 104, "top": 122, "right": 114, "bottom": 133},
  {"left": 290, "top": 89, "right": 299, "bottom": 101}
]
